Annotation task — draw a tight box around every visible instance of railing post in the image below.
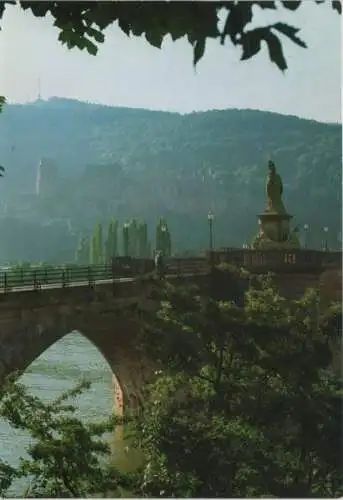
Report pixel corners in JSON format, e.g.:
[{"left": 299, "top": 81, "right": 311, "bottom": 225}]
[
  {"left": 4, "top": 272, "right": 8, "bottom": 294},
  {"left": 33, "top": 270, "right": 40, "bottom": 291},
  {"left": 62, "top": 270, "right": 67, "bottom": 288},
  {"left": 88, "top": 266, "right": 94, "bottom": 288}
]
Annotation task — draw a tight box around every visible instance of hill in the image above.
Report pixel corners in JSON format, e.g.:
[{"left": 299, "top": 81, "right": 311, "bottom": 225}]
[{"left": 0, "top": 98, "right": 341, "bottom": 263}]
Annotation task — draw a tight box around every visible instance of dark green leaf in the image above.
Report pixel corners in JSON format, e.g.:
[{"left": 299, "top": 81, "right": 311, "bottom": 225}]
[
  {"left": 86, "top": 26, "right": 105, "bottom": 44},
  {"left": 84, "top": 37, "right": 98, "bottom": 56},
  {"left": 145, "top": 28, "right": 164, "bottom": 49},
  {"left": 193, "top": 38, "right": 206, "bottom": 67},
  {"left": 272, "top": 22, "right": 307, "bottom": 48},
  {"left": 332, "top": 0, "right": 342, "bottom": 14},
  {"left": 263, "top": 31, "right": 287, "bottom": 71},
  {"left": 118, "top": 17, "right": 131, "bottom": 37},
  {"left": 281, "top": 1, "right": 302, "bottom": 10},
  {"left": 257, "top": 1, "right": 277, "bottom": 9},
  {"left": 240, "top": 30, "right": 263, "bottom": 61}
]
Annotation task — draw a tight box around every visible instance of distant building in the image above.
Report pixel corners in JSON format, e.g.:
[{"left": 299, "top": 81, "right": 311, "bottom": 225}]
[{"left": 36, "top": 158, "right": 58, "bottom": 196}]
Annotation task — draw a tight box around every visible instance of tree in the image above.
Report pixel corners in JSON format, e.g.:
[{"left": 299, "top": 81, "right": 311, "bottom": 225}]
[
  {"left": 89, "top": 232, "right": 98, "bottom": 265},
  {"left": 128, "top": 218, "right": 138, "bottom": 257},
  {"left": 75, "top": 235, "right": 89, "bottom": 264},
  {"left": 0, "top": 1, "right": 340, "bottom": 71},
  {"left": 155, "top": 217, "right": 172, "bottom": 256},
  {"left": 105, "top": 218, "right": 118, "bottom": 260},
  {"left": 94, "top": 222, "right": 103, "bottom": 263},
  {"left": 137, "top": 220, "right": 148, "bottom": 258},
  {"left": 122, "top": 222, "right": 130, "bottom": 257},
  {"left": 0, "top": 377, "right": 130, "bottom": 497},
  {"left": 89, "top": 223, "right": 103, "bottom": 264},
  {"left": 126, "top": 273, "right": 342, "bottom": 497}
]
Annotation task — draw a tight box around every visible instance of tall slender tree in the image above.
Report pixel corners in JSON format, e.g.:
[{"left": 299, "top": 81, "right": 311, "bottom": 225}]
[
  {"left": 89, "top": 223, "right": 103, "bottom": 264},
  {"left": 89, "top": 233, "right": 98, "bottom": 265},
  {"left": 122, "top": 223, "right": 130, "bottom": 257},
  {"left": 105, "top": 218, "right": 118, "bottom": 261},
  {"left": 128, "top": 219, "right": 138, "bottom": 257},
  {"left": 137, "top": 220, "right": 148, "bottom": 258},
  {"left": 156, "top": 217, "right": 172, "bottom": 257},
  {"left": 95, "top": 222, "right": 103, "bottom": 264},
  {"left": 75, "top": 235, "right": 89, "bottom": 264}
]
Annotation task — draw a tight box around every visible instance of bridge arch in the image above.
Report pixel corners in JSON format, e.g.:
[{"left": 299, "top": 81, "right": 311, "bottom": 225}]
[{"left": 0, "top": 292, "right": 157, "bottom": 413}]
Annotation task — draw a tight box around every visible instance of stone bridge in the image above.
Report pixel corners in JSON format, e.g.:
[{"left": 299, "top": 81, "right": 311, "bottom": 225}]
[
  {"left": 0, "top": 272, "right": 210, "bottom": 413},
  {"left": 0, "top": 250, "right": 340, "bottom": 415}
]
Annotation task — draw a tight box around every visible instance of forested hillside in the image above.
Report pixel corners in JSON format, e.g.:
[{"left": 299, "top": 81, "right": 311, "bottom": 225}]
[{"left": 0, "top": 98, "right": 341, "bottom": 263}]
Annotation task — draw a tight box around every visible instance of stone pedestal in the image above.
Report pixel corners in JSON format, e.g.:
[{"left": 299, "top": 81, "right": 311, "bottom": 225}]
[{"left": 252, "top": 210, "right": 300, "bottom": 250}]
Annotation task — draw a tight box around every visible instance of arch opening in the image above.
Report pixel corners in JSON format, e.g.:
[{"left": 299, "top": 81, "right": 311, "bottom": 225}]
[{"left": 0, "top": 330, "right": 120, "bottom": 497}]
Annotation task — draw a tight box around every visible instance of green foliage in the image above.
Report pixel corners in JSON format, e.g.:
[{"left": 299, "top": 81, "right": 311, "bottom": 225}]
[
  {"left": 137, "top": 220, "right": 149, "bottom": 258},
  {"left": 105, "top": 218, "right": 119, "bottom": 260},
  {"left": 155, "top": 218, "right": 172, "bottom": 257},
  {"left": 75, "top": 235, "right": 89, "bottom": 264},
  {"left": 89, "top": 222, "right": 103, "bottom": 264},
  {"left": 0, "top": 377, "right": 126, "bottom": 498},
  {"left": 122, "top": 222, "right": 130, "bottom": 257},
  {"left": 0, "top": 95, "right": 5, "bottom": 114},
  {"left": 128, "top": 218, "right": 138, "bottom": 257},
  {"left": 0, "top": 271, "right": 341, "bottom": 497},
  {"left": 2, "top": 1, "right": 339, "bottom": 70},
  {"left": 127, "top": 277, "right": 342, "bottom": 497}
]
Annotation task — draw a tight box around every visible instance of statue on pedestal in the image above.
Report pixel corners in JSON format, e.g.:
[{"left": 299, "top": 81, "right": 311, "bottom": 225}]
[
  {"left": 250, "top": 159, "right": 300, "bottom": 250},
  {"left": 266, "top": 160, "right": 286, "bottom": 214}
]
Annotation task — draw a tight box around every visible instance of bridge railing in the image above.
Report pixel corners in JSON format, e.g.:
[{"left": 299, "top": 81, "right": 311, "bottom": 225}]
[
  {"left": 0, "top": 264, "right": 114, "bottom": 291},
  {"left": 0, "top": 257, "right": 210, "bottom": 292}
]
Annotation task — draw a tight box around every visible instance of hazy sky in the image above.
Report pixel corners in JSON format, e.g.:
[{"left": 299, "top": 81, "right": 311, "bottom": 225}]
[{"left": 0, "top": 2, "right": 341, "bottom": 123}]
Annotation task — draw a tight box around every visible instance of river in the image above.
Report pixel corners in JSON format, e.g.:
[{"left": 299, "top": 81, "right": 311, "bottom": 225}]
[{"left": 0, "top": 332, "right": 115, "bottom": 497}]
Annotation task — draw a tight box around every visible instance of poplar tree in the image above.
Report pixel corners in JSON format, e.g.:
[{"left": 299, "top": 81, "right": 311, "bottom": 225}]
[
  {"left": 75, "top": 235, "right": 89, "bottom": 264},
  {"left": 156, "top": 218, "right": 172, "bottom": 257},
  {"left": 128, "top": 219, "right": 138, "bottom": 257},
  {"left": 122, "top": 223, "right": 130, "bottom": 257},
  {"left": 105, "top": 218, "right": 118, "bottom": 260},
  {"left": 137, "top": 220, "right": 148, "bottom": 258}
]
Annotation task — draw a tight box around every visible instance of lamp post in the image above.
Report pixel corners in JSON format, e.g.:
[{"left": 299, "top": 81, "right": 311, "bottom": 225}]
[
  {"left": 303, "top": 223, "right": 309, "bottom": 249},
  {"left": 323, "top": 226, "right": 329, "bottom": 251}
]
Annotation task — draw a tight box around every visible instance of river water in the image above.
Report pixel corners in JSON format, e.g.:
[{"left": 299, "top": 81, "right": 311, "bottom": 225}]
[{"left": 0, "top": 332, "right": 115, "bottom": 497}]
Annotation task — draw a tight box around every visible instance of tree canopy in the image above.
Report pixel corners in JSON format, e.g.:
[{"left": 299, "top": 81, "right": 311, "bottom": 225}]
[{"left": 0, "top": 1, "right": 341, "bottom": 70}]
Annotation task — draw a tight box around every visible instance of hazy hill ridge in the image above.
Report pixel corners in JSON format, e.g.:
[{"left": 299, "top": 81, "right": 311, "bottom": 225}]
[{"left": 0, "top": 98, "right": 340, "bottom": 262}]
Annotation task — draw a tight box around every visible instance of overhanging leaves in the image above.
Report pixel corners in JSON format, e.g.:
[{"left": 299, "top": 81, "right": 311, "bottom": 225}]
[
  {"left": 0, "top": 1, "right": 340, "bottom": 70},
  {"left": 272, "top": 22, "right": 307, "bottom": 48}
]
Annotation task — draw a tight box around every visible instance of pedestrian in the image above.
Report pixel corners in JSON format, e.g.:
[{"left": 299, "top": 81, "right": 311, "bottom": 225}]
[{"left": 155, "top": 250, "right": 164, "bottom": 279}]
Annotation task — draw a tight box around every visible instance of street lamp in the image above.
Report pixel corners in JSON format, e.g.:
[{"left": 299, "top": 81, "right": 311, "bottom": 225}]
[
  {"left": 303, "top": 223, "right": 309, "bottom": 249},
  {"left": 323, "top": 226, "right": 329, "bottom": 251}
]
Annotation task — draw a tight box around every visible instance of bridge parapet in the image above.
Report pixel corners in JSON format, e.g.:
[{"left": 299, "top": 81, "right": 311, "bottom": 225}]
[
  {"left": 0, "top": 258, "right": 210, "bottom": 294},
  {"left": 210, "top": 248, "right": 341, "bottom": 271}
]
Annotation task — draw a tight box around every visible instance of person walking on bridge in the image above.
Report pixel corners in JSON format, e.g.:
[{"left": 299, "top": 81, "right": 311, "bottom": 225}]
[{"left": 155, "top": 250, "right": 165, "bottom": 279}]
